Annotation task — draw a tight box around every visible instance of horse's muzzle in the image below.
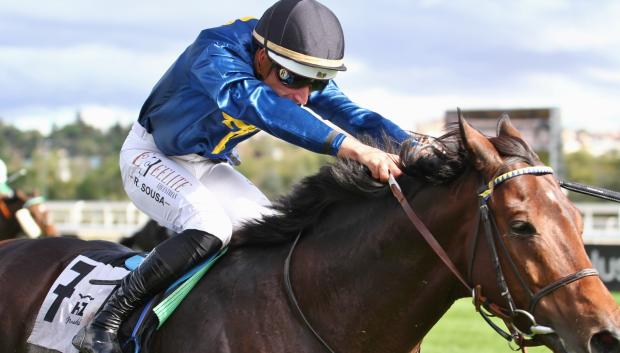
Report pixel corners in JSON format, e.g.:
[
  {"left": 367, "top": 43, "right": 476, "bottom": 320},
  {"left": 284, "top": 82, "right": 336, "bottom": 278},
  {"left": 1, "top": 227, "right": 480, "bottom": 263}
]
[{"left": 590, "top": 330, "right": 620, "bottom": 353}]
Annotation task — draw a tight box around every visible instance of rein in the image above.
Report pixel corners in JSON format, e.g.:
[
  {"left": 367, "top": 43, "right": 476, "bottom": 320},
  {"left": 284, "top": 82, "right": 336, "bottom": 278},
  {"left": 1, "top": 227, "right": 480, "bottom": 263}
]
[{"left": 558, "top": 179, "right": 620, "bottom": 203}]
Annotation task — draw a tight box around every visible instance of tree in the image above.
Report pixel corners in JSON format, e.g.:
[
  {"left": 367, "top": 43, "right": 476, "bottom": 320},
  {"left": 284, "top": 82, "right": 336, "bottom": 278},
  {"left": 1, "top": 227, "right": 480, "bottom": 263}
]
[
  {"left": 236, "top": 133, "right": 331, "bottom": 199},
  {"left": 564, "top": 150, "right": 620, "bottom": 202}
]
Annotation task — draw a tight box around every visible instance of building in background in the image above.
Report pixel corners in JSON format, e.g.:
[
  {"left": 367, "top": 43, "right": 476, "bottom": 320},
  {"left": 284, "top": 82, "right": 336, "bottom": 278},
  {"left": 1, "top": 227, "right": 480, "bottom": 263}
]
[
  {"left": 440, "top": 108, "right": 564, "bottom": 176},
  {"left": 563, "top": 130, "right": 620, "bottom": 156},
  {"left": 417, "top": 108, "right": 619, "bottom": 162}
]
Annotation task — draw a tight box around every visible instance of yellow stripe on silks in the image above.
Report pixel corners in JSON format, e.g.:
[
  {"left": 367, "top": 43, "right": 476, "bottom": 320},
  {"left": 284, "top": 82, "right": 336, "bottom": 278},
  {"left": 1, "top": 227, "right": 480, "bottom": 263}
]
[
  {"left": 212, "top": 113, "right": 258, "bottom": 154},
  {"left": 225, "top": 16, "right": 256, "bottom": 25},
  {"left": 252, "top": 30, "right": 344, "bottom": 69}
]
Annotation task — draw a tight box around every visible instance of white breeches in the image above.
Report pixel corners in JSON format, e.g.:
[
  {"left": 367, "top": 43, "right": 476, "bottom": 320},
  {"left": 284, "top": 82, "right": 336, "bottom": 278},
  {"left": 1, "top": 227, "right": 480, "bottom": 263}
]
[{"left": 119, "top": 122, "right": 273, "bottom": 246}]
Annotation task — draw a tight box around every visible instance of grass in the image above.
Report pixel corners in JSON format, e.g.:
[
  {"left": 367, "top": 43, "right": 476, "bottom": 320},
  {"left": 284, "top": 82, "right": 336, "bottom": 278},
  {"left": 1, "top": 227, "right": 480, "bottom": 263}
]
[{"left": 422, "top": 292, "right": 620, "bottom": 353}]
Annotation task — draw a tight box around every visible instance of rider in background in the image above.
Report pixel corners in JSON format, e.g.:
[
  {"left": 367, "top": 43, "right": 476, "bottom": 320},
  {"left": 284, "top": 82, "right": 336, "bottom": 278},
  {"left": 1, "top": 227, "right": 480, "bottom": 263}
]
[{"left": 73, "top": 1, "right": 413, "bottom": 352}]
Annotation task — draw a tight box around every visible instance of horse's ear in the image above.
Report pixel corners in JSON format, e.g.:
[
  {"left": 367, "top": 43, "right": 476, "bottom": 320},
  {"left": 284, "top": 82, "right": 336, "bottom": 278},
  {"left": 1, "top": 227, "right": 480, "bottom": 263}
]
[
  {"left": 496, "top": 113, "right": 524, "bottom": 139},
  {"left": 458, "top": 109, "right": 503, "bottom": 175}
]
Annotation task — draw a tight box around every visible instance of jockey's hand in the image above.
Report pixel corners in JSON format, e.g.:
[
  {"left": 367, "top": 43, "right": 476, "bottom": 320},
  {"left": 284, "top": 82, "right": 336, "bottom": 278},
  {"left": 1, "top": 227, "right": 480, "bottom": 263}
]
[{"left": 337, "top": 136, "right": 402, "bottom": 182}]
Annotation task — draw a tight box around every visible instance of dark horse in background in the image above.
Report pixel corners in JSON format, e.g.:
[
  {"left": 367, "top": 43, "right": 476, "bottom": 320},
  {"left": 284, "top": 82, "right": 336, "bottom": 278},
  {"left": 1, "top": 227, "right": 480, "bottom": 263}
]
[
  {"left": 119, "top": 219, "right": 174, "bottom": 251},
  {"left": 0, "top": 190, "right": 58, "bottom": 240},
  {"left": 1, "top": 116, "right": 619, "bottom": 353}
]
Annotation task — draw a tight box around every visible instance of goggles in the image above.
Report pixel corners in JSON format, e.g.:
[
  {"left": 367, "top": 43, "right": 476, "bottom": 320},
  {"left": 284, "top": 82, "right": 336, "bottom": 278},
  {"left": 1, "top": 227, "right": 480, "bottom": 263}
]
[{"left": 273, "top": 65, "right": 329, "bottom": 92}]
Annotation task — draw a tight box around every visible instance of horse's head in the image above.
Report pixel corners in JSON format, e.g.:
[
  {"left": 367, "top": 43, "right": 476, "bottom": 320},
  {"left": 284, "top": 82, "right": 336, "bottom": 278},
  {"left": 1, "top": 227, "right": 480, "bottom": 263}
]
[
  {"left": 460, "top": 114, "right": 620, "bottom": 353},
  {"left": 0, "top": 190, "right": 57, "bottom": 240}
]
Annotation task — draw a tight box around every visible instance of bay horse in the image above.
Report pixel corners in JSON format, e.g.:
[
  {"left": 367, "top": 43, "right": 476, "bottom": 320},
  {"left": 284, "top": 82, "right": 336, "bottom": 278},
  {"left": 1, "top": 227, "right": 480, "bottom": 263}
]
[
  {"left": 0, "top": 190, "right": 58, "bottom": 240},
  {"left": 1, "top": 115, "right": 619, "bottom": 353}
]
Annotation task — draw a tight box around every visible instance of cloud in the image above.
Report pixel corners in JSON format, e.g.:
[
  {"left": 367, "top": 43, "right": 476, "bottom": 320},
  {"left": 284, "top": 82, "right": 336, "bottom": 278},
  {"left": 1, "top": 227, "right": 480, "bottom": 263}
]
[
  {"left": 2, "top": 104, "right": 137, "bottom": 134},
  {"left": 0, "top": 0, "right": 618, "bottom": 135},
  {"left": 1, "top": 106, "right": 77, "bottom": 134},
  {"left": 340, "top": 68, "right": 619, "bottom": 135},
  {"left": 0, "top": 44, "right": 177, "bottom": 109},
  {"left": 583, "top": 67, "right": 620, "bottom": 84}
]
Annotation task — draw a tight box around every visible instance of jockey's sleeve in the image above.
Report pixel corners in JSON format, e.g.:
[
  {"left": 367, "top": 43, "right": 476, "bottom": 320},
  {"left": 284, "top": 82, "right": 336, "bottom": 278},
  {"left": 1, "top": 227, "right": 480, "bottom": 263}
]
[
  {"left": 189, "top": 43, "right": 346, "bottom": 155},
  {"left": 306, "top": 81, "right": 410, "bottom": 149}
]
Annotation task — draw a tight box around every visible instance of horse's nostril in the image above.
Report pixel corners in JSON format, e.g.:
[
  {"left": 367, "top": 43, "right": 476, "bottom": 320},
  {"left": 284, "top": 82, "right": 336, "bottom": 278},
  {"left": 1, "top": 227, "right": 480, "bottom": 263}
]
[{"left": 591, "top": 330, "right": 620, "bottom": 353}]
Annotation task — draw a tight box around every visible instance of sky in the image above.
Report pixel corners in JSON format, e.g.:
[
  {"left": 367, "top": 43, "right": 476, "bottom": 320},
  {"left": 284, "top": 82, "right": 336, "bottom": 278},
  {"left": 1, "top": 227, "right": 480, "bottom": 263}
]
[{"left": 1, "top": 0, "right": 619, "bottom": 134}]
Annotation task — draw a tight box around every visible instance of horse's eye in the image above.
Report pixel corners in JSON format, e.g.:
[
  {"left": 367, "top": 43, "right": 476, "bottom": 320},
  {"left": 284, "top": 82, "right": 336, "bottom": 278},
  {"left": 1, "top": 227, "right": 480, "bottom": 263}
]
[{"left": 510, "top": 221, "right": 537, "bottom": 237}]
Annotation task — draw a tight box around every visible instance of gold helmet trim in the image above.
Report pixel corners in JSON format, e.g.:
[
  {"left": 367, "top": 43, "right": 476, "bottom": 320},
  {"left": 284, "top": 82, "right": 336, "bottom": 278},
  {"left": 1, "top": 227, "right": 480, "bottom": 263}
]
[{"left": 252, "top": 30, "right": 345, "bottom": 69}]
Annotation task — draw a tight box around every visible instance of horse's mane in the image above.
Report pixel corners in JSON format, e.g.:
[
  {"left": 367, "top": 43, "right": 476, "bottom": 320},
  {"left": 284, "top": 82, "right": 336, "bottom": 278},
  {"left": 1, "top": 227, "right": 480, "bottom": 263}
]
[{"left": 231, "top": 123, "right": 539, "bottom": 248}]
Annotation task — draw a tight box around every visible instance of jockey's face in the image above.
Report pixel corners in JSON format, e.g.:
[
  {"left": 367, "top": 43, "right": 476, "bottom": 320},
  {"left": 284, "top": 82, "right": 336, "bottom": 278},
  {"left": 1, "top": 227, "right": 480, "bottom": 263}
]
[{"left": 254, "top": 48, "right": 310, "bottom": 106}]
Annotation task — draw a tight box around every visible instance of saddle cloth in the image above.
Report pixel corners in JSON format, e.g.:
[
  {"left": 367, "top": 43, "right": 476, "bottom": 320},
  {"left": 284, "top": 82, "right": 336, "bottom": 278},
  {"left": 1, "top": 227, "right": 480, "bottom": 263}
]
[
  {"left": 27, "top": 255, "right": 130, "bottom": 353},
  {"left": 25, "top": 249, "right": 226, "bottom": 353}
]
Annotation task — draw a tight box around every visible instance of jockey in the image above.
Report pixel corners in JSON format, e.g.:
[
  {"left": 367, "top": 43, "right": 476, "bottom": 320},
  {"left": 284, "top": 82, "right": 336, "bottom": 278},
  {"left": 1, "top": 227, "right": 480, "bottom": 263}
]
[{"left": 73, "top": 1, "right": 411, "bottom": 352}]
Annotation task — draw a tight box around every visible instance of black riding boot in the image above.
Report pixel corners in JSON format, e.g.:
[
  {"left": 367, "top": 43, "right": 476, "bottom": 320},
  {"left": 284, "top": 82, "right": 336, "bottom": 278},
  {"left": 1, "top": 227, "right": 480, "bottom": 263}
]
[{"left": 72, "top": 229, "right": 223, "bottom": 353}]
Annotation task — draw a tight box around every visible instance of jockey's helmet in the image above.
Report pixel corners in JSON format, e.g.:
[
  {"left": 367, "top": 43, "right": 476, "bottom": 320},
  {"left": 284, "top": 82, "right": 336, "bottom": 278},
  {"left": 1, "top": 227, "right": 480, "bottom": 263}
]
[{"left": 253, "top": 0, "right": 346, "bottom": 81}]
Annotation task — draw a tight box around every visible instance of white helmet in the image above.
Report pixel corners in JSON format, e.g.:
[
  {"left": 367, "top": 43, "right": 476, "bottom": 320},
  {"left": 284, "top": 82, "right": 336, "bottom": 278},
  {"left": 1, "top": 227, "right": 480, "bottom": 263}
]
[{"left": 0, "top": 159, "right": 7, "bottom": 184}]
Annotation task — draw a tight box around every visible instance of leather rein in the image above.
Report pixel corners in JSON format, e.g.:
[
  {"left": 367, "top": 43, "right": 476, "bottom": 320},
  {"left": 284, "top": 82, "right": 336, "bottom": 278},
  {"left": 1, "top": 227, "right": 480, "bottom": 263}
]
[{"left": 283, "top": 166, "right": 599, "bottom": 353}]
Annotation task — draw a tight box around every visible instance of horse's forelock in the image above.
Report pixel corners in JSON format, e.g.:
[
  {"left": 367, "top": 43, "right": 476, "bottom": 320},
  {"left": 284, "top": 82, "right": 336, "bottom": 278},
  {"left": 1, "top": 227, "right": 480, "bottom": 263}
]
[{"left": 488, "top": 134, "right": 540, "bottom": 167}]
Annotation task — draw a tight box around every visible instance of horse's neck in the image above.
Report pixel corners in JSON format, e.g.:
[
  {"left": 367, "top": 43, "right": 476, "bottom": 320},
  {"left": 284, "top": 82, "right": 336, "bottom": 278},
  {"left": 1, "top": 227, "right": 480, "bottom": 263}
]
[{"left": 292, "top": 178, "right": 478, "bottom": 352}]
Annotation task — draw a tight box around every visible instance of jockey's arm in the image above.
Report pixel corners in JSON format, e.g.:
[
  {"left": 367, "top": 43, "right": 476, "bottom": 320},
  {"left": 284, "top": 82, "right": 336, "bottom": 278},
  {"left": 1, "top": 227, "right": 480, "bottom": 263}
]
[{"left": 337, "top": 136, "right": 402, "bottom": 182}]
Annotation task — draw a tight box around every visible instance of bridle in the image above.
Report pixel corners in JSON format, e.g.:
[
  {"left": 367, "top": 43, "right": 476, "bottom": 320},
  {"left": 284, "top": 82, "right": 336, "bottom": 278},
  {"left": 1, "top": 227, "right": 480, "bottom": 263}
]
[
  {"left": 463, "top": 166, "right": 598, "bottom": 350},
  {"left": 283, "top": 165, "right": 599, "bottom": 353},
  {"left": 390, "top": 165, "right": 598, "bottom": 350}
]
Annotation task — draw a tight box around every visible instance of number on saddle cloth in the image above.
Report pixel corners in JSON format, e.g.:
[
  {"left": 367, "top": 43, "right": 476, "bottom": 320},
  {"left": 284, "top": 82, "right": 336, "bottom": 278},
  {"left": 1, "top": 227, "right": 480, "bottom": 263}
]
[{"left": 26, "top": 249, "right": 227, "bottom": 353}]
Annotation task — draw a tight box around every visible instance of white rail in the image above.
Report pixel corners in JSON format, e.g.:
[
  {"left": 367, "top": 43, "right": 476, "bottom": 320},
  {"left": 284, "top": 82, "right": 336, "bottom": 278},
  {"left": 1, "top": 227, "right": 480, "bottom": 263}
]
[
  {"left": 46, "top": 201, "right": 620, "bottom": 243},
  {"left": 577, "top": 203, "right": 620, "bottom": 244},
  {"left": 46, "top": 201, "right": 150, "bottom": 241}
]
